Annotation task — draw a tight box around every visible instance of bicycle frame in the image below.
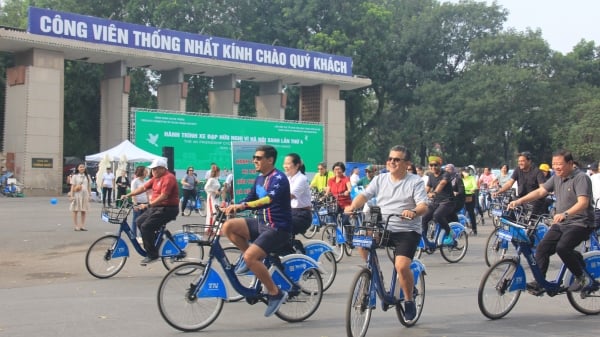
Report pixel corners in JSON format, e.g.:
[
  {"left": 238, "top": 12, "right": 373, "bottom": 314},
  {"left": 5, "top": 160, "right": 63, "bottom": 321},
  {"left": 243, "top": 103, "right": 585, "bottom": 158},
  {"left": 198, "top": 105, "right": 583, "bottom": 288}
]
[
  {"left": 108, "top": 218, "right": 196, "bottom": 259},
  {"left": 420, "top": 221, "right": 465, "bottom": 250},
  {"left": 191, "top": 227, "right": 321, "bottom": 301},
  {"left": 497, "top": 217, "right": 600, "bottom": 296}
]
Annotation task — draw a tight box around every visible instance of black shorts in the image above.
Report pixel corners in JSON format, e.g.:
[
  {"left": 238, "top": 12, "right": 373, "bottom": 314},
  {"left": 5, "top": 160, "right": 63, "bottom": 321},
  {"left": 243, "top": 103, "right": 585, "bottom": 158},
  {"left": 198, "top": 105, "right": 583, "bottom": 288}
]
[
  {"left": 388, "top": 231, "right": 422, "bottom": 259},
  {"left": 245, "top": 217, "right": 292, "bottom": 254}
]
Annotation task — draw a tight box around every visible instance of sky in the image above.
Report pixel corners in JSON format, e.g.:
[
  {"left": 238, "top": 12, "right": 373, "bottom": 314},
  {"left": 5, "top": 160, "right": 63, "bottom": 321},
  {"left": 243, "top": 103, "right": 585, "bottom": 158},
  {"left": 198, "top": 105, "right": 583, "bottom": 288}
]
[{"left": 450, "top": 0, "right": 598, "bottom": 54}]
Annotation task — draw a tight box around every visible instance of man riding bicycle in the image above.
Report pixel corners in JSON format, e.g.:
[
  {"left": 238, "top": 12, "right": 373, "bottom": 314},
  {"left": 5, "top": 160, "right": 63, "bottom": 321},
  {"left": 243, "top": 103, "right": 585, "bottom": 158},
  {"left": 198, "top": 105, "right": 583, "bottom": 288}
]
[
  {"left": 422, "top": 156, "right": 456, "bottom": 245},
  {"left": 222, "top": 145, "right": 292, "bottom": 317},
  {"left": 508, "top": 149, "right": 595, "bottom": 293},
  {"left": 124, "top": 158, "right": 179, "bottom": 265},
  {"left": 345, "top": 145, "right": 428, "bottom": 320}
]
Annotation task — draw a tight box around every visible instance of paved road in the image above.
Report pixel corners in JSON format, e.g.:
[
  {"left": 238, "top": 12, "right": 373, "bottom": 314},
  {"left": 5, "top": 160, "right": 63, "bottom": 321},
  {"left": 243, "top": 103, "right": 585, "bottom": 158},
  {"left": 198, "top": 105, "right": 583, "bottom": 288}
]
[{"left": 1, "top": 196, "right": 599, "bottom": 337}]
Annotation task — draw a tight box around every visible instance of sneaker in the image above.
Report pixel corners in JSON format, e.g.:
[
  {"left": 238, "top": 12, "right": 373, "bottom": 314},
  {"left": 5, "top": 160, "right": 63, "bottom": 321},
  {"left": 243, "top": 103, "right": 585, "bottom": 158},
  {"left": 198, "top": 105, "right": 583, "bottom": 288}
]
[
  {"left": 140, "top": 256, "right": 159, "bottom": 266},
  {"left": 235, "top": 259, "right": 250, "bottom": 275},
  {"left": 404, "top": 300, "right": 416, "bottom": 321},
  {"left": 526, "top": 281, "right": 544, "bottom": 295},
  {"left": 264, "top": 290, "right": 288, "bottom": 317},
  {"left": 568, "top": 274, "right": 590, "bottom": 292},
  {"left": 442, "top": 233, "right": 454, "bottom": 246}
]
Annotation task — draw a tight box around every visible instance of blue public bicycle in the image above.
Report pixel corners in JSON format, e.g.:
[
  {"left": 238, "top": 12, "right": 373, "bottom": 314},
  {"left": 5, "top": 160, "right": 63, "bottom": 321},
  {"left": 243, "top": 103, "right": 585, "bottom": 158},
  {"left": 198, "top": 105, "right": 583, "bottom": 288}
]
[
  {"left": 346, "top": 213, "right": 427, "bottom": 336},
  {"left": 157, "top": 206, "right": 324, "bottom": 332},
  {"left": 181, "top": 188, "right": 207, "bottom": 217},
  {"left": 478, "top": 213, "right": 600, "bottom": 319},
  {"left": 405, "top": 220, "right": 468, "bottom": 263},
  {"left": 303, "top": 189, "right": 329, "bottom": 239},
  {"left": 85, "top": 199, "right": 204, "bottom": 278}
]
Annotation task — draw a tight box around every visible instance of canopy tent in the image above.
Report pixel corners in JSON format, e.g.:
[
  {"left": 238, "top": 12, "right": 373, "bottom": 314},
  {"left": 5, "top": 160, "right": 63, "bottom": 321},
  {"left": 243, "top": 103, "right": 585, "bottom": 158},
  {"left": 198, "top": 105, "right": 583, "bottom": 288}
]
[{"left": 85, "top": 140, "right": 166, "bottom": 163}]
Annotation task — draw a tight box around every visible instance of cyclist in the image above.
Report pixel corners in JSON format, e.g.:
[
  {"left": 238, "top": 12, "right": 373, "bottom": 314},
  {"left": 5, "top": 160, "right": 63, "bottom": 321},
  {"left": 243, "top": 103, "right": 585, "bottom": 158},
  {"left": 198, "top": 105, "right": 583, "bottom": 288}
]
[
  {"left": 345, "top": 145, "right": 428, "bottom": 320},
  {"left": 495, "top": 151, "right": 546, "bottom": 216},
  {"left": 310, "top": 162, "right": 334, "bottom": 192},
  {"left": 445, "top": 164, "right": 465, "bottom": 228},
  {"left": 180, "top": 166, "right": 199, "bottom": 216},
  {"left": 422, "top": 155, "right": 455, "bottom": 245},
  {"left": 124, "top": 158, "right": 179, "bottom": 265},
  {"left": 508, "top": 149, "right": 595, "bottom": 293},
  {"left": 222, "top": 145, "right": 291, "bottom": 317}
]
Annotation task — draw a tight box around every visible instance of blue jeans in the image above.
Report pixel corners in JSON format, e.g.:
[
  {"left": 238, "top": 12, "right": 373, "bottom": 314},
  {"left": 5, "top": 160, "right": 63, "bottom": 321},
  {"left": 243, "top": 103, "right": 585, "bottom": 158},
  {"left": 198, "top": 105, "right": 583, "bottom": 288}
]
[{"left": 131, "top": 207, "right": 146, "bottom": 237}]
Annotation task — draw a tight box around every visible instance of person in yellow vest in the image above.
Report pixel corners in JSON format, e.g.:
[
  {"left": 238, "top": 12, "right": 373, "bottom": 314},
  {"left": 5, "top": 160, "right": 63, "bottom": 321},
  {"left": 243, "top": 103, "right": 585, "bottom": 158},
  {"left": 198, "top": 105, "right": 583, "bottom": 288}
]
[
  {"left": 310, "top": 162, "right": 334, "bottom": 192},
  {"left": 462, "top": 167, "right": 479, "bottom": 235}
]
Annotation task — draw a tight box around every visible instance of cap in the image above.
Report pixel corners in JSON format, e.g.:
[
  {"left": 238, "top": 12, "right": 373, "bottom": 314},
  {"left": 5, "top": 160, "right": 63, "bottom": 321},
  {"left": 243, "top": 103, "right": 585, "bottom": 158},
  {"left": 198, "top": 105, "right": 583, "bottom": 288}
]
[
  {"left": 539, "top": 163, "right": 550, "bottom": 172},
  {"left": 106, "top": 166, "right": 112, "bottom": 170},
  {"left": 468, "top": 165, "right": 476, "bottom": 171},
  {"left": 428, "top": 156, "right": 442, "bottom": 164},
  {"left": 365, "top": 164, "right": 374, "bottom": 171},
  {"left": 588, "top": 162, "right": 599, "bottom": 171},
  {"left": 148, "top": 158, "right": 168, "bottom": 169}
]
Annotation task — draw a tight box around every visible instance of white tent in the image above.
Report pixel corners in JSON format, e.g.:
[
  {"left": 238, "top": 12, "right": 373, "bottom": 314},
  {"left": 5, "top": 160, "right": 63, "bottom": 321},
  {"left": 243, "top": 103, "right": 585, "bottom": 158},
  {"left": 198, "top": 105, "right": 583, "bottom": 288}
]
[{"left": 85, "top": 140, "right": 166, "bottom": 163}]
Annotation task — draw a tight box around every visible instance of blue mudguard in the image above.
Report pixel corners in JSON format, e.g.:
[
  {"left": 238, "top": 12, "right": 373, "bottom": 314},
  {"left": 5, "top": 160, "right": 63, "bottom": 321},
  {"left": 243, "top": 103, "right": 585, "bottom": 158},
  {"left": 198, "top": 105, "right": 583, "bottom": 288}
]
[
  {"left": 411, "top": 259, "right": 426, "bottom": 282},
  {"left": 272, "top": 254, "right": 320, "bottom": 291},
  {"left": 449, "top": 222, "right": 466, "bottom": 237},
  {"left": 111, "top": 238, "right": 130, "bottom": 258},
  {"left": 564, "top": 250, "right": 600, "bottom": 287},
  {"left": 303, "top": 240, "right": 334, "bottom": 261}
]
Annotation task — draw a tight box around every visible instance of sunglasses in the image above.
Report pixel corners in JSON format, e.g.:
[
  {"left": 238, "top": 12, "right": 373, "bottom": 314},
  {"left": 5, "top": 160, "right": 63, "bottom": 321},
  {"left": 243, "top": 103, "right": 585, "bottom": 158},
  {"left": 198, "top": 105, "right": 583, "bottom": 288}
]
[
  {"left": 387, "top": 157, "right": 406, "bottom": 163},
  {"left": 429, "top": 163, "right": 440, "bottom": 167},
  {"left": 252, "top": 155, "right": 264, "bottom": 161}
]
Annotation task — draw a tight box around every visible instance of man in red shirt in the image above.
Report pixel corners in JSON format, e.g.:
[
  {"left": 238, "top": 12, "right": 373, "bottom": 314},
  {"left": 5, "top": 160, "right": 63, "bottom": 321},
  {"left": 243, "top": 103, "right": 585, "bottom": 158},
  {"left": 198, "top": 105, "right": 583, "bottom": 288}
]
[{"left": 125, "top": 158, "right": 179, "bottom": 265}]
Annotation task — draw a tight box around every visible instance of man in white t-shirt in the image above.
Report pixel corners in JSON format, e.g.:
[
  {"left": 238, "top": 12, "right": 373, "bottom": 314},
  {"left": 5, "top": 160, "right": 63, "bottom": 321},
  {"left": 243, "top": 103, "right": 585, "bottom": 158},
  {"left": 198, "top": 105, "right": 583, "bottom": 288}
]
[
  {"left": 350, "top": 167, "right": 360, "bottom": 186},
  {"left": 590, "top": 161, "right": 600, "bottom": 228}
]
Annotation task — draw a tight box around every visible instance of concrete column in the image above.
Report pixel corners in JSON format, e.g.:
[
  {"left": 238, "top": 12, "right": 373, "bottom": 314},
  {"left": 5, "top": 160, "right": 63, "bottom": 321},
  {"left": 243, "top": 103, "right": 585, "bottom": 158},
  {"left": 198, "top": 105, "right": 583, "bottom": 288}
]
[
  {"left": 299, "top": 84, "right": 344, "bottom": 167},
  {"left": 255, "top": 80, "right": 284, "bottom": 119},
  {"left": 208, "top": 74, "right": 238, "bottom": 115},
  {"left": 100, "top": 61, "right": 129, "bottom": 149},
  {"left": 4, "top": 48, "right": 64, "bottom": 195},
  {"left": 158, "top": 68, "right": 186, "bottom": 111}
]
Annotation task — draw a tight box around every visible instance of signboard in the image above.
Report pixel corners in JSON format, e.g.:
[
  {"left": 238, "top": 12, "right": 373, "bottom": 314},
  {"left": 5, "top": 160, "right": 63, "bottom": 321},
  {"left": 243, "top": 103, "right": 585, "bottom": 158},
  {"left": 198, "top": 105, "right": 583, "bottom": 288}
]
[
  {"left": 231, "top": 142, "right": 263, "bottom": 204},
  {"left": 32, "top": 158, "right": 53, "bottom": 168},
  {"left": 133, "top": 110, "right": 324, "bottom": 179},
  {"left": 27, "top": 7, "right": 353, "bottom": 76}
]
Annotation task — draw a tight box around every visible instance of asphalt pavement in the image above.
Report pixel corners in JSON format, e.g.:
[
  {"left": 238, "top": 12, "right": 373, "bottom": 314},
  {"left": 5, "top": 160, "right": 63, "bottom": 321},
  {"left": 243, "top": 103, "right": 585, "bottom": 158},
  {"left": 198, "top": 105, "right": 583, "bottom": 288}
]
[{"left": 1, "top": 196, "right": 599, "bottom": 337}]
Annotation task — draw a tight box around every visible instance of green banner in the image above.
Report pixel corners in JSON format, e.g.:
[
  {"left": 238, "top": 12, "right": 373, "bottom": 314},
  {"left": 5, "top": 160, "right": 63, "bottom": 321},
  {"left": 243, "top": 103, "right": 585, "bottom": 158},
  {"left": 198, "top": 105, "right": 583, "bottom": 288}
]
[{"left": 133, "top": 110, "right": 324, "bottom": 178}]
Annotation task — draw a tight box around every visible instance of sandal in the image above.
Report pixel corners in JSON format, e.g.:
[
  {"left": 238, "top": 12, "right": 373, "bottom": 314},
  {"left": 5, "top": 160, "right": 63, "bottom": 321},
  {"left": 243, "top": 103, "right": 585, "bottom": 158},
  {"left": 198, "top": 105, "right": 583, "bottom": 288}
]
[
  {"left": 79, "top": 228, "right": 88, "bottom": 231},
  {"left": 74, "top": 228, "right": 81, "bottom": 231}
]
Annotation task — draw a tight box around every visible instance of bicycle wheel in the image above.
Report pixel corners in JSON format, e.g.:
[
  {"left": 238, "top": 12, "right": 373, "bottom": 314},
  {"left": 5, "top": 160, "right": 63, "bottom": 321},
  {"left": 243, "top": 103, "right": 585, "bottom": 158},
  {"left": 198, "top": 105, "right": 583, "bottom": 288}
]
[
  {"left": 275, "top": 267, "right": 323, "bottom": 322},
  {"left": 223, "top": 246, "right": 257, "bottom": 302},
  {"left": 397, "top": 271, "right": 426, "bottom": 327},
  {"left": 157, "top": 262, "right": 224, "bottom": 332},
  {"left": 302, "top": 225, "right": 317, "bottom": 239},
  {"left": 478, "top": 259, "right": 521, "bottom": 319},
  {"left": 321, "top": 224, "right": 344, "bottom": 262},
  {"left": 161, "top": 242, "right": 205, "bottom": 273},
  {"left": 85, "top": 235, "right": 127, "bottom": 279},
  {"left": 484, "top": 227, "right": 511, "bottom": 267},
  {"left": 198, "top": 197, "right": 207, "bottom": 217},
  {"left": 440, "top": 230, "right": 468, "bottom": 263},
  {"left": 318, "top": 251, "right": 337, "bottom": 291},
  {"left": 346, "top": 269, "right": 373, "bottom": 337}
]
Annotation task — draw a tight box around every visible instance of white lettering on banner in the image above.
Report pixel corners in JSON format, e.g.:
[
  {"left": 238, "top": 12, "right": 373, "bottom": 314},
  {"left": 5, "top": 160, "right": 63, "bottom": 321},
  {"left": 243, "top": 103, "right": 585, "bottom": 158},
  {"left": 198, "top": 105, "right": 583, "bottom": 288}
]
[
  {"left": 40, "top": 15, "right": 88, "bottom": 38},
  {"left": 184, "top": 38, "right": 220, "bottom": 56},
  {"left": 133, "top": 31, "right": 181, "bottom": 52},
  {"left": 164, "top": 131, "right": 180, "bottom": 137},
  {"left": 223, "top": 44, "right": 253, "bottom": 62},
  {"left": 256, "top": 49, "right": 287, "bottom": 66},
  {"left": 181, "top": 132, "right": 198, "bottom": 139},
  {"left": 313, "top": 57, "right": 348, "bottom": 74},
  {"left": 92, "top": 24, "right": 128, "bottom": 44},
  {"left": 289, "top": 54, "right": 311, "bottom": 69}
]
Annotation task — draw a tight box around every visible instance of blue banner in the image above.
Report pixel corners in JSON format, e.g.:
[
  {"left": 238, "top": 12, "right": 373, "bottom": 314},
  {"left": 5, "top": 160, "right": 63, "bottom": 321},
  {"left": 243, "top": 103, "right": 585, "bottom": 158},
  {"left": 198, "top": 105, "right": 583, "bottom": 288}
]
[{"left": 27, "top": 7, "right": 353, "bottom": 76}]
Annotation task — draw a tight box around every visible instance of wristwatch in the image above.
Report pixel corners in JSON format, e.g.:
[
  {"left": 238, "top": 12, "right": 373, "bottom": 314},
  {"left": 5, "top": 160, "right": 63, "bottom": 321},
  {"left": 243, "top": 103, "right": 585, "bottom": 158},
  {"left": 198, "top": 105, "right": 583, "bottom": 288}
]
[{"left": 563, "top": 211, "right": 569, "bottom": 218}]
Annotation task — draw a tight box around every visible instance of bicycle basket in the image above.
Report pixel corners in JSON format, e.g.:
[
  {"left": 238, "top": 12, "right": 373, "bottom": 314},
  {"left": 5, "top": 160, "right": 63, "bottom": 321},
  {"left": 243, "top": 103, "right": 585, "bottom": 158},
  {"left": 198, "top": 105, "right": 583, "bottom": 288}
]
[
  {"left": 182, "top": 224, "right": 219, "bottom": 245},
  {"left": 101, "top": 201, "right": 132, "bottom": 224}
]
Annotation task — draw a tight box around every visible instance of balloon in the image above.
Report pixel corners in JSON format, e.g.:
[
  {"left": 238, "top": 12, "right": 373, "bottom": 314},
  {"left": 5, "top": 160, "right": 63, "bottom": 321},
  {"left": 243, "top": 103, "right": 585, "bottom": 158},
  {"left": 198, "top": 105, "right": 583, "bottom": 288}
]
[{"left": 50, "top": 198, "right": 58, "bottom": 205}]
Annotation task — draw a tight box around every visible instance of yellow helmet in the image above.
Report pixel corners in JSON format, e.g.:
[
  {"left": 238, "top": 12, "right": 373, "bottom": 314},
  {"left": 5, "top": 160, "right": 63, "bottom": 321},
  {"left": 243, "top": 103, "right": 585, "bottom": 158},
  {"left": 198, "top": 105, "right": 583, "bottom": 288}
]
[{"left": 539, "top": 163, "right": 550, "bottom": 172}]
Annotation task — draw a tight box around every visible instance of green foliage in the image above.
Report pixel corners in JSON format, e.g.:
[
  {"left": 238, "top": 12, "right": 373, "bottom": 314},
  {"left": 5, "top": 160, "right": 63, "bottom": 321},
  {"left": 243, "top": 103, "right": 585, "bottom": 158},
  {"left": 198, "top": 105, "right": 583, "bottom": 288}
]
[{"left": 1, "top": 0, "right": 600, "bottom": 167}]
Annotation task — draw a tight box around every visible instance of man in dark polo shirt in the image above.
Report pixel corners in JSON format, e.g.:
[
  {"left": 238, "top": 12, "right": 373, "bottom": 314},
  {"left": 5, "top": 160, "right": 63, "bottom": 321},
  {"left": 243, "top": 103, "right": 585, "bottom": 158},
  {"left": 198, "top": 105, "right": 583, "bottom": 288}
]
[
  {"left": 124, "top": 158, "right": 179, "bottom": 265},
  {"left": 509, "top": 149, "right": 594, "bottom": 293},
  {"left": 495, "top": 151, "right": 546, "bottom": 216}
]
